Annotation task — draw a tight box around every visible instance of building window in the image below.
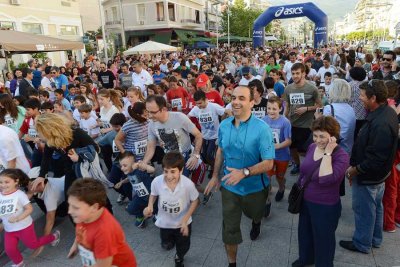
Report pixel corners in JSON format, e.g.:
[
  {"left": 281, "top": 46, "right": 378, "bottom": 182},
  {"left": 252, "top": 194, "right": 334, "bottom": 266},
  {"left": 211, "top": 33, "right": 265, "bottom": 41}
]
[
  {"left": 60, "top": 25, "right": 79, "bottom": 35},
  {"left": 21, "top": 23, "right": 43, "bottom": 34},
  {"left": 168, "top": 3, "right": 175, "bottom": 21},
  {"left": 0, "top": 21, "right": 15, "bottom": 30},
  {"left": 137, "top": 4, "right": 146, "bottom": 21},
  {"left": 195, "top": 10, "right": 200, "bottom": 24},
  {"left": 111, "top": 6, "right": 118, "bottom": 20},
  {"left": 156, "top": 2, "right": 164, "bottom": 21}
]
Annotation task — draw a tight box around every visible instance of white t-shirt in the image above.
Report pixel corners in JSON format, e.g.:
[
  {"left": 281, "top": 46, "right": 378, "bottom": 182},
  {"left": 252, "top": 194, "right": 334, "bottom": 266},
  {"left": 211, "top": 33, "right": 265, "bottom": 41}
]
[
  {"left": 188, "top": 102, "right": 225, "bottom": 140},
  {"left": 0, "top": 190, "right": 33, "bottom": 232},
  {"left": 0, "top": 125, "right": 30, "bottom": 174},
  {"left": 79, "top": 117, "right": 100, "bottom": 137},
  {"left": 151, "top": 175, "right": 199, "bottom": 229},
  {"left": 73, "top": 109, "right": 97, "bottom": 123},
  {"left": 317, "top": 66, "right": 338, "bottom": 83},
  {"left": 307, "top": 68, "right": 317, "bottom": 80},
  {"left": 132, "top": 69, "right": 153, "bottom": 95},
  {"left": 99, "top": 105, "right": 120, "bottom": 129},
  {"left": 238, "top": 75, "right": 262, "bottom": 86},
  {"left": 283, "top": 61, "right": 297, "bottom": 81},
  {"left": 41, "top": 76, "right": 55, "bottom": 101},
  {"left": 39, "top": 177, "right": 65, "bottom": 212}
]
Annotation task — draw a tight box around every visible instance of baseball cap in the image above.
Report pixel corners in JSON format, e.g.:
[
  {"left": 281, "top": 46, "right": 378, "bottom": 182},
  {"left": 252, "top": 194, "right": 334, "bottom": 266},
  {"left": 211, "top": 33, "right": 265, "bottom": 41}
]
[
  {"left": 196, "top": 73, "right": 209, "bottom": 88},
  {"left": 242, "top": 66, "right": 251, "bottom": 75}
]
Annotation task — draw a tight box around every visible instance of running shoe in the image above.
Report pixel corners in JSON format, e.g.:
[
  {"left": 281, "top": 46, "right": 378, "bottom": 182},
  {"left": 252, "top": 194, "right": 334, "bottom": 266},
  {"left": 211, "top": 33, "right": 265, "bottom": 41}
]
[
  {"left": 175, "top": 254, "right": 184, "bottom": 267},
  {"left": 135, "top": 217, "right": 146, "bottom": 228},
  {"left": 202, "top": 192, "right": 213, "bottom": 205},
  {"left": 290, "top": 164, "right": 300, "bottom": 175},
  {"left": 50, "top": 230, "right": 60, "bottom": 247},
  {"left": 161, "top": 242, "right": 175, "bottom": 250},
  {"left": 384, "top": 228, "right": 396, "bottom": 233},
  {"left": 117, "top": 194, "right": 126, "bottom": 205},
  {"left": 275, "top": 188, "right": 285, "bottom": 202},
  {"left": 11, "top": 262, "right": 25, "bottom": 267},
  {"left": 250, "top": 221, "right": 261, "bottom": 240}
]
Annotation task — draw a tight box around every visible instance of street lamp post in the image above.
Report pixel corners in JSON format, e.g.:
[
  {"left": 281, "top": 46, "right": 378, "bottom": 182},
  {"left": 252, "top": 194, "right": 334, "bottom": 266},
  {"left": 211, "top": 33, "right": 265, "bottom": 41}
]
[{"left": 98, "top": 0, "right": 108, "bottom": 62}]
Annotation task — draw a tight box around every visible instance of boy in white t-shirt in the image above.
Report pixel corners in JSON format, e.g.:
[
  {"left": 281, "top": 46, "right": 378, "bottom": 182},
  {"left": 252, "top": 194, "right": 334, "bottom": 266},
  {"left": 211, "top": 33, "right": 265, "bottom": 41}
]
[
  {"left": 144, "top": 152, "right": 199, "bottom": 267},
  {"left": 72, "top": 95, "right": 97, "bottom": 124},
  {"left": 78, "top": 104, "right": 100, "bottom": 139}
]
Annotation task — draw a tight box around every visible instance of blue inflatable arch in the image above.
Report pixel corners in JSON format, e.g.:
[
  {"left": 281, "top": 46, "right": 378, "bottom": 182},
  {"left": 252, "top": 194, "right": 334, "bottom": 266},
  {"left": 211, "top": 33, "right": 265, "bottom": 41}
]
[{"left": 253, "top": 2, "right": 327, "bottom": 48}]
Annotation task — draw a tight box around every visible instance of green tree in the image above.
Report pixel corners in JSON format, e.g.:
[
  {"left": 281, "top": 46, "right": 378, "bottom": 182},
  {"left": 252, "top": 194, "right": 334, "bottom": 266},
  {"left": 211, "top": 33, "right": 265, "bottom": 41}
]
[{"left": 221, "top": 0, "right": 271, "bottom": 38}]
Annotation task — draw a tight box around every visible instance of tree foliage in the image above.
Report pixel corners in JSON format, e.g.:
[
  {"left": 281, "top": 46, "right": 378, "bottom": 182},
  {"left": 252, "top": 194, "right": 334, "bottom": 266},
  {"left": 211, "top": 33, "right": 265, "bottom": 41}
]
[
  {"left": 341, "top": 28, "right": 390, "bottom": 41},
  {"left": 220, "top": 0, "right": 271, "bottom": 38}
]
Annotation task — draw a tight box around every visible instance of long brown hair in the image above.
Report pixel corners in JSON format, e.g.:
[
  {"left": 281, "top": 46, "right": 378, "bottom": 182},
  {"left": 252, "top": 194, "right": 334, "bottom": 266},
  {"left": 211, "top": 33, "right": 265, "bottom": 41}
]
[
  {"left": 0, "top": 94, "right": 19, "bottom": 119},
  {"left": 128, "top": 102, "right": 147, "bottom": 123},
  {"left": 98, "top": 89, "right": 123, "bottom": 110}
]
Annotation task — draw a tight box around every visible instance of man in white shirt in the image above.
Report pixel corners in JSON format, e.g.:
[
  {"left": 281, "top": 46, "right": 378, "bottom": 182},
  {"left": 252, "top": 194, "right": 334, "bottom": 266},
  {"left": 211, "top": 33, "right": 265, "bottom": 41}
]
[
  {"left": 239, "top": 67, "right": 261, "bottom": 86},
  {"left": 315, "top": 56, "right": 338, "bottom": 83},
  {"left": 283, "top": 52, "right": 298, "bottom": 83},
  {"left": 0, "top": 125, "right": 30, "bottom": 174},
  {"left": 40, "top": 66, "right": 55, "bottom": 101},
  {"left": 131, "top": 61, "right": 153, "bottom": 96}
]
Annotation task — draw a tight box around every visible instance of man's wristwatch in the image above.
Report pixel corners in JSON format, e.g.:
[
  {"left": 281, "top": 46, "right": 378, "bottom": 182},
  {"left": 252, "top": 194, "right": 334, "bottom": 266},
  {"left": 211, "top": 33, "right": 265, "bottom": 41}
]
[{"left": 243, "top": 168, "right": 250, "bottom": 177}]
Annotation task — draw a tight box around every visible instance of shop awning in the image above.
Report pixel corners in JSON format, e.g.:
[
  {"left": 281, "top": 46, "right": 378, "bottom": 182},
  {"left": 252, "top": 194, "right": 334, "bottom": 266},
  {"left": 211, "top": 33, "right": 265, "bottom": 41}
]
[
  {"left": 0, "top": 29, "right": 83, "bottom": 53},
  {"left": 174, "top": 29, "right": 196, "bottom": 43},
  {"left": 153, "top": 31, "right": 172, "bottom": 44}
]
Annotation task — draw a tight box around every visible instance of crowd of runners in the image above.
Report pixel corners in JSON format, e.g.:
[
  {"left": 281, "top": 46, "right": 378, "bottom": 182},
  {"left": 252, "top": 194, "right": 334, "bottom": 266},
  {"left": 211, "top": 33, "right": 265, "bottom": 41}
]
[{"left": 0, "top": 42, "right": 400, "bottom": 267}]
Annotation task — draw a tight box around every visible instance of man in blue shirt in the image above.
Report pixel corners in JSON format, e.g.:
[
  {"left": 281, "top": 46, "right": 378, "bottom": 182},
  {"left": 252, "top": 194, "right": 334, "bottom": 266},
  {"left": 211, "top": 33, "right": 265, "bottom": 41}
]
[
  {"left": 205, "top": 86, "right": 275, "bottom": 267},
  {"left": 28, "top": 59, "right": 42, "bottom": 90},
  {"left": 51, "top": 66, "right": 69, "bottom": 96}
]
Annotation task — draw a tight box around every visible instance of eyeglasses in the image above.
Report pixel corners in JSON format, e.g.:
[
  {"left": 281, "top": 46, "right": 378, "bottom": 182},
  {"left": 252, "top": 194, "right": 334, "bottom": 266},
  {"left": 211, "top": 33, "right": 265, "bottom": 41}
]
[
  {"left": 382, "top": 58, "right": 392, "bottom": 62},
  {"left": 146, "top": 109, "right": 161, "bottom": 115}
]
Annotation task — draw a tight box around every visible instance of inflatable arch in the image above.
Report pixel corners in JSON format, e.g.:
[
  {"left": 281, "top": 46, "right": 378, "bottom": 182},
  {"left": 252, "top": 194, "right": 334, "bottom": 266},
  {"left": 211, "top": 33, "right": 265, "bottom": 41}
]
[{"left": 253, "top": 2, "right": 328, "bottom": 48}]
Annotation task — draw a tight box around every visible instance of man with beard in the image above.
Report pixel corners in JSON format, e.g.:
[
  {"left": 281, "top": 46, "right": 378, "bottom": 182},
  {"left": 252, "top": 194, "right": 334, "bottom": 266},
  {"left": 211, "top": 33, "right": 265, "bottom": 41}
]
[
  {"left": 285, "top": 63, "right": 321, "bottom": 175},
  {"left": 372, "top": 50, "right": 400, "bottom": 81}
]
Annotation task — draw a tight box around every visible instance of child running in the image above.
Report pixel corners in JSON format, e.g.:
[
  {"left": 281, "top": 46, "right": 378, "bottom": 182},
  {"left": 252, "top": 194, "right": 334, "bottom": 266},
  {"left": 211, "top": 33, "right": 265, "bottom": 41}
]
[
  {"left": 114, "top": 151, "right": 155, "bottom": 228},
  {"left": 144, "top": 152, "right": 199, "bottom": 267},
  {"left": 0, "top": 168, "right": 60, "bottom": 267},
  {"left": 67, "top": 178, "right": 137, "bottom": 267},
  {"left": 263, "top": 96, "right": 292, "bottom": 201}
]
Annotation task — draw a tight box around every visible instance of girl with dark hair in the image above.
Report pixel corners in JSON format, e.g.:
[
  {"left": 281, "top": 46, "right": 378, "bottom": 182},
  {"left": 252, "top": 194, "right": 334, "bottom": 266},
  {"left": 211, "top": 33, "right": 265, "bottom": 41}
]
[{"left": 0, "top": 94, "right": 26, "bottom": 133}]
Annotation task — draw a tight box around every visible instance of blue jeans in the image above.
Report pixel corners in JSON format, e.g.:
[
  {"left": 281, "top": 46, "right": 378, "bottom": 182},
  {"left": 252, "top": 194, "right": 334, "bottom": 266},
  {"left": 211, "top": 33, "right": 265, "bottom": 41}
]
[
  {"left": 352, "top": 177, "right": 385, "bottom": 253},
  {"left": 298, "top": 200, "right": 341, "bottom": 267}
]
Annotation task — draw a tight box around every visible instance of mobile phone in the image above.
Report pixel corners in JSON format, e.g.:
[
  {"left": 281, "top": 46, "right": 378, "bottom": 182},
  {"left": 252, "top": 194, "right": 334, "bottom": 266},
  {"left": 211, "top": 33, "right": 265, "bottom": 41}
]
[{"left": 318, "top": 108, "right": 323, "bottom": 113}]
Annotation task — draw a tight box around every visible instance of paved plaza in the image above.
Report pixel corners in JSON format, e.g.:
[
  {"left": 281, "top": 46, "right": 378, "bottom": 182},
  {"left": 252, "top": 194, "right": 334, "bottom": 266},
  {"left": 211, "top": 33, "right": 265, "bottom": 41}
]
[{"left": 1, "top": 171, "right": 400, "bottom": 267}]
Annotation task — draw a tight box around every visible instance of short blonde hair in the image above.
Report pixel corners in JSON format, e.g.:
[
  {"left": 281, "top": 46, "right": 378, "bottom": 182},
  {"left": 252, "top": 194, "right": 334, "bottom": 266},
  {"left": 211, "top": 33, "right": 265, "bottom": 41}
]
[
  {"left": 35, "top": 113, "right": 73, "bottom": 149},
  {"left": 329, "top": 79, "right": 352, "bottom": 103}
]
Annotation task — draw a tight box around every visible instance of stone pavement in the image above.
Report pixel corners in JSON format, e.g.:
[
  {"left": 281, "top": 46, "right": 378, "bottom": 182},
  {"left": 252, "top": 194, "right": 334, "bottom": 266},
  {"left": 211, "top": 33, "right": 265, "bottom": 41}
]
[{"left": 1, "top": 171, "right": 400, "bottom": 267}]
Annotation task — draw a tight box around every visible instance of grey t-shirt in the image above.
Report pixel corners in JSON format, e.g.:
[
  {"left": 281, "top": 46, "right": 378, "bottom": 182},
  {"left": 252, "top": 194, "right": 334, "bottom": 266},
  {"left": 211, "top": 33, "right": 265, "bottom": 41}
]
[
  {"left": 119, "top": 72, "right": 133, "bottom": 88},
  {"left": 148, "top": 112, "right": 195, "bottom": 153},
  {"left": 285, "top": 81, "right": 319, "bottom": 128}
]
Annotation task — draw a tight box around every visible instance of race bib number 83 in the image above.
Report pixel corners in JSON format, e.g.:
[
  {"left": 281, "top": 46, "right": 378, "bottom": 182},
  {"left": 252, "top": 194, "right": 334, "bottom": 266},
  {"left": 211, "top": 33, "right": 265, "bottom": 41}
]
[{"left": 0, "top": 197, "right": 18, "bottom": 216}]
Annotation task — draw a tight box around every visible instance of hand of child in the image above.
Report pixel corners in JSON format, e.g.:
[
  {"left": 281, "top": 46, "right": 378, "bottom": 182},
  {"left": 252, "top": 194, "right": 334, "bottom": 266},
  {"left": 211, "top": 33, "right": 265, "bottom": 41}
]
[
  {"left": 67, "top": 243, "right": 78, "bottom": 259},
  {"left": 180, "top": 222, "right": 189, "bottom": 237},
  {"left": 114, "top": 181, "right": 123, "bottom": 190},
  {"left": 8, "top": 216, "right": 18, "bottom": 223},
  {"left": 143, "top": 206, "right": 153, "bottom": 218},
  {"left": 67, "top": 149, "right": 79, "bottom": 162}
]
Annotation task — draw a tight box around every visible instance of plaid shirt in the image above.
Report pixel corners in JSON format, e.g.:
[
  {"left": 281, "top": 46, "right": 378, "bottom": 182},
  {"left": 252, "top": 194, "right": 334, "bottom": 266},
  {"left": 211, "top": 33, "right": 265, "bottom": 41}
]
[{"left": 349, "top": 80, "right": 367, "bottom": 120}]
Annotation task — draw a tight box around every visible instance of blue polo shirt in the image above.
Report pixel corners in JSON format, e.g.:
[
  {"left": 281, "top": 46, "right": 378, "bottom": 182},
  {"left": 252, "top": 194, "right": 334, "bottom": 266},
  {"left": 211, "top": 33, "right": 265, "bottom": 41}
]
[{"left": 218, "top": 115, "right": 275, "bottom": 196}]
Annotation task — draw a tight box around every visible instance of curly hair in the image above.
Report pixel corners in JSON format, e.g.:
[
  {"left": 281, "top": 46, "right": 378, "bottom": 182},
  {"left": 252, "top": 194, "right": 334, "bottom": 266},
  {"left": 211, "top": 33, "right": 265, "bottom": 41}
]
[{"left": 35, "top": 113, "right": 73, "bottom": 149}]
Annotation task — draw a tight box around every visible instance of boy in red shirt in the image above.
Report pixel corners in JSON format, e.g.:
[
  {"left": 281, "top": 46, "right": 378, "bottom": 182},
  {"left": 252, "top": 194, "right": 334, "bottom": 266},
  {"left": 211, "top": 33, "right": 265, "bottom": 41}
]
[
  {"left": 196, "top": 73, "right": 224, "bottom": 107},
  {"left": 67, "top": 179, "right": 137, "bottom": 267},
  {"left": 166, "top": 76, "right": 189, "bottom": 112}
]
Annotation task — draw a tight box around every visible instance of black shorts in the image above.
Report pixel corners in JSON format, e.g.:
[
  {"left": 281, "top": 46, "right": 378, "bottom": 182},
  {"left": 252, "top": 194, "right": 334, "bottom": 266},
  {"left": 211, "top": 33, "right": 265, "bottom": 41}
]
[{"left": 290, "top": 127, "right": 311, "bottom": 152}]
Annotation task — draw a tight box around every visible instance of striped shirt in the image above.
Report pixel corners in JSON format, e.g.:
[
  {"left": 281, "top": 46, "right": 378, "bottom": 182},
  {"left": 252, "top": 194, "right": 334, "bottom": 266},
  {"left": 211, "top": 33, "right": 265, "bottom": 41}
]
[
  {"left": 349, "top": 80, "right": 367, "bottom": 120},
  {"left": 121, "top": 119, "right": 148, "bottom": 160}
]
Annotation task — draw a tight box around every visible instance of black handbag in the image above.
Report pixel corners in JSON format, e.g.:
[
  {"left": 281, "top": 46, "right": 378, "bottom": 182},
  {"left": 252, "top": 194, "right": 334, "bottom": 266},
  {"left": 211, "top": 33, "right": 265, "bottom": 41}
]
[{"left": 288, "top": 159, "right": 321, "bottom": 214}]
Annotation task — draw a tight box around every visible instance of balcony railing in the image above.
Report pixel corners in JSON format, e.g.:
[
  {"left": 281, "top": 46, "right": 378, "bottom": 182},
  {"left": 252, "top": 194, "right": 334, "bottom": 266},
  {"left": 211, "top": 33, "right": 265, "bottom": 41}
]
[
  {"left": 105, "top": 20, "right": 121, "bottom": 26},
  {"left": 180, "top": 19, "right": 201, "bottom": 24}
]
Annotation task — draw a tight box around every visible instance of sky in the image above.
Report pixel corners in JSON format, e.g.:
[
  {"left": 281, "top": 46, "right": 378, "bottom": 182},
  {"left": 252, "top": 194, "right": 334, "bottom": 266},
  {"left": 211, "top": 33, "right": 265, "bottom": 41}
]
[{"left": 267, "top": 0, "right": 359, "bottom": 22}]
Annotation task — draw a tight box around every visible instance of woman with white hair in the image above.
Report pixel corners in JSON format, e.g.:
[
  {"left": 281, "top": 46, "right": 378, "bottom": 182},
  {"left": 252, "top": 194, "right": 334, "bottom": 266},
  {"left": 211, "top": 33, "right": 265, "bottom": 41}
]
[{"left": 315, "top": 79, "right": 356, "bottom": 155}]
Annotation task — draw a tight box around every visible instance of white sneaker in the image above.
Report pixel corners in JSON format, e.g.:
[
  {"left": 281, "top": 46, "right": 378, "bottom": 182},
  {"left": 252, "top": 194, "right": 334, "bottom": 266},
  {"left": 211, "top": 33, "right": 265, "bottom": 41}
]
[
  {"left": 396, "top": 222, "right": 400, "bottom": 228},
  {"left": 117, "top": 194, "right": 126, "bottom": 205},
  {"left": 50, "top": 230, "right": 60, "bottom": 246}
]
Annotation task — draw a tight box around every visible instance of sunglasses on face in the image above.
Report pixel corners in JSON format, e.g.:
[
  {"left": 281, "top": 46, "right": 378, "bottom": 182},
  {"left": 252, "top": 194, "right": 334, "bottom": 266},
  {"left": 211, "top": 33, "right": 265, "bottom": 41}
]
[{"left": 382, "top": 58, "right": 392, "bottom": 62}]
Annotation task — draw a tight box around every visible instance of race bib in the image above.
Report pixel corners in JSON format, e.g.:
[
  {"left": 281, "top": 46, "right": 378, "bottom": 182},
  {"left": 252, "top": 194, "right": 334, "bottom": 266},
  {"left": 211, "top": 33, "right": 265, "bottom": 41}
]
[
  {"left": 28, "top": 128, "right": 38, "bottom": 138},
  {"left": 4, "top": 114, "right": 16, "bottom": 128},
  {"left": 101, "top": 76, "right": 110, "bottom": 84},
  {"left": 132, "top": 182, "right": 149, "bottom": 197},
  {"left": 171, "top": 98, "right": 183, "bottom": 109},
  {"left": 272, "top": 129, "right": 281, "bottom": 144},
  {"left": 161, "top": 199, "right": 182, "bottom": 214},
  {"left": 252, "top": 110, "right": 266, "bottom": 119},
  {"left": 78, "top": 245, "right": 96, "bottom": 267},
  {"left": 101, "top": 120, "right": 111, "bottom": 129},
  {"left": 289, "top": 93, "right": 305, "bottom": 105},
  {"left": 0, "top": 196, "right": 18, "bottom": 217},
  {"left": 112, "top": 140, "right": 120, "bottom": 153},
  {"left": 199, "top": 112, "right": 213, "bottom": 124},
  {"left": 134, "top": 140, "right": 147, "bottom": 156}
]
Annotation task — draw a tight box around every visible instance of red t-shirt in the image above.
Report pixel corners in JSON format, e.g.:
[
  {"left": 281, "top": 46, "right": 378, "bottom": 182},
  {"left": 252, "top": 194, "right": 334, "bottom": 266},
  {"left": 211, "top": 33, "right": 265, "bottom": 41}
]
[
  {"left": 19, "top": 116, "right": 35, "bottom": 135},
  {"left": 166, "top": 87, "right": 189, "bottom": 111},
  {"left": 205, "top": 90, "right": 224, "bottom": 107},
  {"left": 75, "top": 209, "right": 137, "bottom": 267}
]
